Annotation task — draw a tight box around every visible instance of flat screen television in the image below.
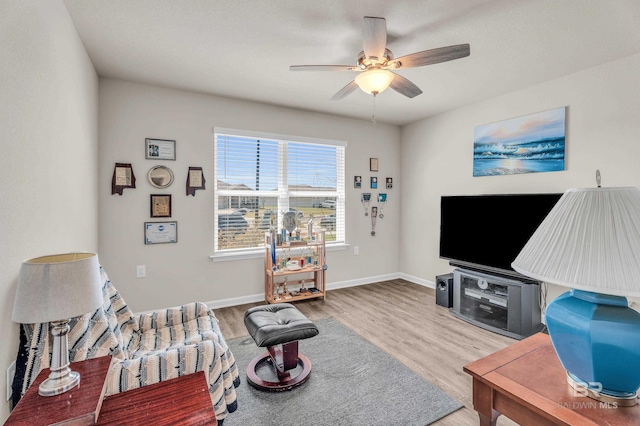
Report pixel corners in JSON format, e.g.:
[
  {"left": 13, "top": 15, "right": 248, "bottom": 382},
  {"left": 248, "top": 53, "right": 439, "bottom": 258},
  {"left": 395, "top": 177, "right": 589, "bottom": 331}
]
[{"left": 439, "top": 193, "right": 562, "bottom": 279}]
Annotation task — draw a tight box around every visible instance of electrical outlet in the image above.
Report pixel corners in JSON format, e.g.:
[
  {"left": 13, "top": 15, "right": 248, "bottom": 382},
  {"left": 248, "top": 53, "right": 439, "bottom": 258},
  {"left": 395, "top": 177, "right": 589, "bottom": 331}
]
[
  {"left": 136, "top": 265, "right": 146, "bottom": 278},
  {"left": 354, "top": 246, "right": 359, "bottom": 255},
  {"left": 7, "top": 360, "right": 15, "bottom": 401}
]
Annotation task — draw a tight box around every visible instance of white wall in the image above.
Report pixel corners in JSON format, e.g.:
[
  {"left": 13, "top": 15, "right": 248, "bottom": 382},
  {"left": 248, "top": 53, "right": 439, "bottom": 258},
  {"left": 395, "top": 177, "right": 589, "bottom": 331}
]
[
  {"left": 98, "top": 79, "right": 401, "bottom": 312},
  {"left": 400, "top": 52, "right": 640, "bottom": 304},
  {"left": 5, "top": 5, "right": 640, "bottom": 422},
  {"left": 0, "top": 0, "right": 98, "bottom": 419}
]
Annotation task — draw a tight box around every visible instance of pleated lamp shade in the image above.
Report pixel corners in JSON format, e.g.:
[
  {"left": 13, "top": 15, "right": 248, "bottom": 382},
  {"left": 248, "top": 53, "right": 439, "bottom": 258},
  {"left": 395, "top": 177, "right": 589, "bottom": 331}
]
[{"left": 512, "top": 187, "right": 640, "bottom": 298}]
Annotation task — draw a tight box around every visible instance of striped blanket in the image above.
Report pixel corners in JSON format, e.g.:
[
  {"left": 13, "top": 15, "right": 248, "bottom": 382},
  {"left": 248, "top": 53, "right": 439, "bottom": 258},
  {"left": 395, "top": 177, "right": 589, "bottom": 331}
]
[{"left": 13, "top": 266, "right": 239, "bottom": 424}]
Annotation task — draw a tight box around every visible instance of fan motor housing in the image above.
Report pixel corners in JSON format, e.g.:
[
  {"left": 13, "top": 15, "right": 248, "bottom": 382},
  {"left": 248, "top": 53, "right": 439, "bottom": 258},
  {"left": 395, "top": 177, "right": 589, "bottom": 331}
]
[{"left": 357, "top": 49, "right": 393, "bottom": 69}]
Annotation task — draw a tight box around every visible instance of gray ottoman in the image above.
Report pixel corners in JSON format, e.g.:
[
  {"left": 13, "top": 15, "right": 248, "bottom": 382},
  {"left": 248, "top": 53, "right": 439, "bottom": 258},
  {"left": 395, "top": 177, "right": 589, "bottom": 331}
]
[{"left": 244, "top": 303, "right": 319, "bottom": 391}]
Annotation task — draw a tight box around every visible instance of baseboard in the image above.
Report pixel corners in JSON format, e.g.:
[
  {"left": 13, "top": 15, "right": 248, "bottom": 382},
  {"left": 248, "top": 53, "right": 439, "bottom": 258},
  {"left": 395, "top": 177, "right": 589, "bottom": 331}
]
[
  {"left": 204, "top": 293, "right": 263, "bottom": 310},
  {"left": 133, "top": 273, "right": 438, "bottom": 313},
  {"left": 397, "top": 272, "right": 435, "bottom": 289},
  {"left": 327, "top": 272, "right": 401, "bottom": 290},
  {"left": 205, "top": 272, "right": 433, "bottom": 309}
]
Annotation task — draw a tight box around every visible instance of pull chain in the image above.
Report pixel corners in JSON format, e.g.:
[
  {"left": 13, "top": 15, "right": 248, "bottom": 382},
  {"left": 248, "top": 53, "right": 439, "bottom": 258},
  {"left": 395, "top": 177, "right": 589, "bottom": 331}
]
[{"left": 371, "top": 93, "right": 377, "bottom": 125}]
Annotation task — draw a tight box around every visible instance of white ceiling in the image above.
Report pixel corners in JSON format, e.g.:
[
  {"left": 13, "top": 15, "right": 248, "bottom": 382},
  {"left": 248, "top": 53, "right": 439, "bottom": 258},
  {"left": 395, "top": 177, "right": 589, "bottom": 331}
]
[{"left": 63, "top": 0, "right": 640, "bottom": 126}]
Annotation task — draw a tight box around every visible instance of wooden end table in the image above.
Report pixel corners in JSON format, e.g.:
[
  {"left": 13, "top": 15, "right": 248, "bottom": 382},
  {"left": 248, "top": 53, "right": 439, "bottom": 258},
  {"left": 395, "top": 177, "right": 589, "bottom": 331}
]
[
  {"left": 96, "top": 370, "right": 216, "bottom": 425},
  {"left": 7, "top": 356, "right": 217, "bottom": 426},
  {"left": 464, "top": 333, "right": 640, "bottom": 425},
  {"left": 6, "top": 356, "right": 111, "bottom": 426}
]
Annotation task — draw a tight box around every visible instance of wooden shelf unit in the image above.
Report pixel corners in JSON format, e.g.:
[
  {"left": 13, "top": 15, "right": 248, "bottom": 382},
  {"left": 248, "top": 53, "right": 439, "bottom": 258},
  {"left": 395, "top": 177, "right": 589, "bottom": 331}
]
[{"left": 264, "top": 231, "right": 326, "bottom": 304}]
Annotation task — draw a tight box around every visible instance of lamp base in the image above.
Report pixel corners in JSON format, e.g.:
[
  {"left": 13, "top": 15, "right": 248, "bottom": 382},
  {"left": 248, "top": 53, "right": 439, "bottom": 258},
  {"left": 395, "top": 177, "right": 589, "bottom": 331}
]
[
  {"left": 546, "top": 290, "right": 640, "bottom": 405},
  {"left": 39, "top": 370, "right": 80, "bottom": 397},
  {"left": 38, "top": 319, "right": 81, "bottom": 396},
  {"left": 566, "top": 372, "right": 638, "bottom": 407}
]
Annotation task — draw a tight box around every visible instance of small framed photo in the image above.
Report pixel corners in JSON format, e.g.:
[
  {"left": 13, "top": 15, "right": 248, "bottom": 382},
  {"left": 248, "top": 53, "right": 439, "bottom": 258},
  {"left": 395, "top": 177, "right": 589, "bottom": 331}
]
[
  {"left": 111, "top": 163, "right": 136, "bottom": 195},
  {"left": 145, "top": 221, "right": 177, "bottom": 244},
  {"left": 146, "top": 138, "right": 176, "bottom": 160},
  {"left": 369, "top": 158, "right": 379, "bottom": 172},
  {"left": 186, "top": 166, "right": 206, "bottom": 196},
  {"left": 354, "top": 176, "right": 362, "bottom": 189},
  {"left": 386, "top": 177, "right": 393, "bottom": 189},
  {"left": 114, "top": 164, "right": 133, "bottom": 186},
  {"left": 370, "top": 176, "right": 378, "bottom": 189},
  {"left": 150, "top": 194, "right": 172, "bottom": 218}
]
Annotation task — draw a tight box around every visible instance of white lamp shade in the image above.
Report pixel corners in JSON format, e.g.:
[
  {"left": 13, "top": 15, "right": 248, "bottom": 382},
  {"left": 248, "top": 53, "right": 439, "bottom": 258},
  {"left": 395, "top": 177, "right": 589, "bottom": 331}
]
[
  {"left": 355, "top": 69, "right": 394, "bottom": 94},
  {"left": 512, "top": 187, "right": 640, "bottom": 298},
  {"left": 12, "top": 253, "right": 103, "bottom": 324}
]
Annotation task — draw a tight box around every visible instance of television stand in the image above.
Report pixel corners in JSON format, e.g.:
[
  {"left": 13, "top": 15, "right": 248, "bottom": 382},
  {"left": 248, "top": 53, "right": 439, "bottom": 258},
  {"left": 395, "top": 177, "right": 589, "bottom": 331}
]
[{"left": 451, "top": 268, "right": 542, "bottom": 340}]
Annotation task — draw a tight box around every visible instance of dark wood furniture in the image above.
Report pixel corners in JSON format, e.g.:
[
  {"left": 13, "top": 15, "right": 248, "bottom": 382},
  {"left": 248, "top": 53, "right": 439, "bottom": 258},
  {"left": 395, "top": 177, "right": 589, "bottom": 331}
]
[
  {"left": 7, "top": 356, "right": 216, "bottom": 426},
  {"left": 246, "top": 341, "right": 313, "bottom": 391},
  {"left": 6, "top": 356, "right": 111, "bottom": 426},
  {"left": 464, "top": 332, "right": 640, "bottom": 426},
  {"left": 97, "top": 371, "right": 215, "bottom": 425}
]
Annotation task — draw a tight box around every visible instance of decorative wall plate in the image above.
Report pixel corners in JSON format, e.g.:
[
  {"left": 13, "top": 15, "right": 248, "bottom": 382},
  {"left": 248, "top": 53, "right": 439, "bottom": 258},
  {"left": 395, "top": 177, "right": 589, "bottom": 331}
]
[{"left": 148, "top": 165, "right": 174, "bottom": 188}]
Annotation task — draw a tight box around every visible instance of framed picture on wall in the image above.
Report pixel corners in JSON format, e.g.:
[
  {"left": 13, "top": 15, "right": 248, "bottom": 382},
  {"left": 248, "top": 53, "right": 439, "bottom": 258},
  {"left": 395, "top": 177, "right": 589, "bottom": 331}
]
[
  {"left": 186, "top": 166, "right": 206, "bottom": 196},
  {"left": 145, "top": 138, "right": 176, "bottom": 160},
  {"left": 150, "top": 194, "right": 172, "bottom": 218},
  {"left": 473, "top": 107, "right": 566, "bottom": 176},
  {"left": 144, "top": 221, "right": 177, "bottom": 244},
  {"left": 111, "top": 163, "right": 136, "bottom": 195},
  {"left": 370, "top": 158, "right": 379, "bottom": 172}
]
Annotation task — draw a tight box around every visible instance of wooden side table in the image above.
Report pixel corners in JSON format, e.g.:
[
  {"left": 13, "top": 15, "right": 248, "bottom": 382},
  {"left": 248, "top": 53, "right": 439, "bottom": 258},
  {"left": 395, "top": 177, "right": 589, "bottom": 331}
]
[
  {"left": 7, "top": 356, "right": 216, "bottom": 426},
  {"left": 96, "top": 371, "right": 216, "bottom": 426},
  {"left": 464, "top": 333, "right": 640, "bottom": 425},
  {"left": 5, "top": 356, "right": 111, "bottom": 426}
]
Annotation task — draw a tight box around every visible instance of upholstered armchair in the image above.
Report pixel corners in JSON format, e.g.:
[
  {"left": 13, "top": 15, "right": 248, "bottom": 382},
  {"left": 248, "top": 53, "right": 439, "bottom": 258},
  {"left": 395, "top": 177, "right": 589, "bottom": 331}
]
[{"left": 12, "top": 266, "right": 239, "bottom": 425}]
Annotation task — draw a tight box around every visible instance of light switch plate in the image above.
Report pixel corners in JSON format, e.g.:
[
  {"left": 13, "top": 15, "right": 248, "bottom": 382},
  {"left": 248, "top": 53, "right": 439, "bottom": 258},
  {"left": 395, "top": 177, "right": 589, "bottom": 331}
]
[{"left": 136, "top": 265, "right": 146, "bottom": 278}]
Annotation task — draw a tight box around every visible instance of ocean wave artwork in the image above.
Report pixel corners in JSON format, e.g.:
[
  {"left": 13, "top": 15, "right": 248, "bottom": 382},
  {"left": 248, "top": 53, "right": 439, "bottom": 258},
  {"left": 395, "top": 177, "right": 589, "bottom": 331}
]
[{"left": 473, "top": 107, "right": 566, "bottom": 177}]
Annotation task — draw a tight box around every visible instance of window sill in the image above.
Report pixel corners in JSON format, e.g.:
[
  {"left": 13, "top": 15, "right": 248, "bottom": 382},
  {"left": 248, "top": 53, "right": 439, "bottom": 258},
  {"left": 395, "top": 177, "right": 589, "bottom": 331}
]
[{"left": 210, "top": 242, "right": 349, "bottom": 262}]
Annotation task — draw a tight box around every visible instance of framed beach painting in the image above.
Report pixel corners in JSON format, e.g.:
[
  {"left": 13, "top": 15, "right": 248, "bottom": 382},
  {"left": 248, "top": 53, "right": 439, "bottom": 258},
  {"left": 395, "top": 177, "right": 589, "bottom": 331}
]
[{"left": 473, "top": 107, "right": 566, "bottom": 177}]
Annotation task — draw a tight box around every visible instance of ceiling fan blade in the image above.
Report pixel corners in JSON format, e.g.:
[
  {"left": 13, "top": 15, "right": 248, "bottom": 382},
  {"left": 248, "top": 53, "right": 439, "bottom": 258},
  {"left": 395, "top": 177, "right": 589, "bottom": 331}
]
[
  {"left": 331, "top": 80, "right": 359, "bottom": 101},
  {"left": 362, "top": 16, "right": 387, "bottom": 60},
  {"left": 290, "top": 65, "right": 359, "bottom": 72},
  {"left": 389, "top": 73, "right": 423, "bottom": 98},
  {"left": 392, "top": 44, "right": 470, "bottom": 69}
]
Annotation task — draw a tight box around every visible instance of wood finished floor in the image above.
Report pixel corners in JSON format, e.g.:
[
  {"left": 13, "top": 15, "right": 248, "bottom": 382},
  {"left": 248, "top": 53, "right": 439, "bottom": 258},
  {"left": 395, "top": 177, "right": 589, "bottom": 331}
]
[{"left": 215, "top": 279, "right": 519, "bottom": 426}]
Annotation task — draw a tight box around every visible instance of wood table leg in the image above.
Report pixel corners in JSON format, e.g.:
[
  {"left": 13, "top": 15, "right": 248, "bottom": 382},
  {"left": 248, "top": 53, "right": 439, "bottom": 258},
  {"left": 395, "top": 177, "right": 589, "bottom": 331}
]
[
  {"left": 472, "top": 378, "right": 500, "bottom": 426},
  {"left": 478, "top": 412, "right": 498, "bottom": 426}
]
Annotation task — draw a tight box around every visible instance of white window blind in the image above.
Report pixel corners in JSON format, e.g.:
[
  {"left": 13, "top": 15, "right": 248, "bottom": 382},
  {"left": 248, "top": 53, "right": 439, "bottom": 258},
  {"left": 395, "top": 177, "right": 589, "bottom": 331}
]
[{"left": 214, "top": 128, "right": 345, "bottom": 254}]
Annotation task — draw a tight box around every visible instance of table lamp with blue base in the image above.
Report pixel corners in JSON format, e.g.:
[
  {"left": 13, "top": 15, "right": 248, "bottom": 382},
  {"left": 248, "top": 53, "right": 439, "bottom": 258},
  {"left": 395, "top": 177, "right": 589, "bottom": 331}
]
[
  {"left": 546, "top": 290, "right": 640, "bottom": 405},
  {"left": 512, "top": 182, "right": 640, "bottom": 407}
]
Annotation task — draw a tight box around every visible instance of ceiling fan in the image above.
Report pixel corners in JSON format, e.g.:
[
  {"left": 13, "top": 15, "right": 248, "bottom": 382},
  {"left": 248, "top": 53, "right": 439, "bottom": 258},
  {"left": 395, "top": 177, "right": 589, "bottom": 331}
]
[{"left": 290, "top": 16, "right": 470, "bottom": 100}]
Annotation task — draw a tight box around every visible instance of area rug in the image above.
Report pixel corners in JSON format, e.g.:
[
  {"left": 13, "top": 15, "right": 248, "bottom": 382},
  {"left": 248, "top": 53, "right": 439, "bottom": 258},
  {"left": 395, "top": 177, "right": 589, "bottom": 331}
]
[{"left": 224, "top": 317, "right": 462, "bottom": 425}]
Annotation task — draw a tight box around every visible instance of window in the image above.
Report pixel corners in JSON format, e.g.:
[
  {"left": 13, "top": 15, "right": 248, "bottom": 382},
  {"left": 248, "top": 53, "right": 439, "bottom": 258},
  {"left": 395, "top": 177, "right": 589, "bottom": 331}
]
[{"left": 214, "top": 128, "right": 346, "bottom": 255}]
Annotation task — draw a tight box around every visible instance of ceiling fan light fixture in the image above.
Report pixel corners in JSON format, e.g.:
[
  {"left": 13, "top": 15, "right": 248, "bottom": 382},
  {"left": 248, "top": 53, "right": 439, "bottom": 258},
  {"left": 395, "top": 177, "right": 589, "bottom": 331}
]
[
  {"left": 355, "top": 69, "right": 394, "bottom": 95},
  {"left": 291, "top": 17, "right": 468, "bottom": 100}
]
